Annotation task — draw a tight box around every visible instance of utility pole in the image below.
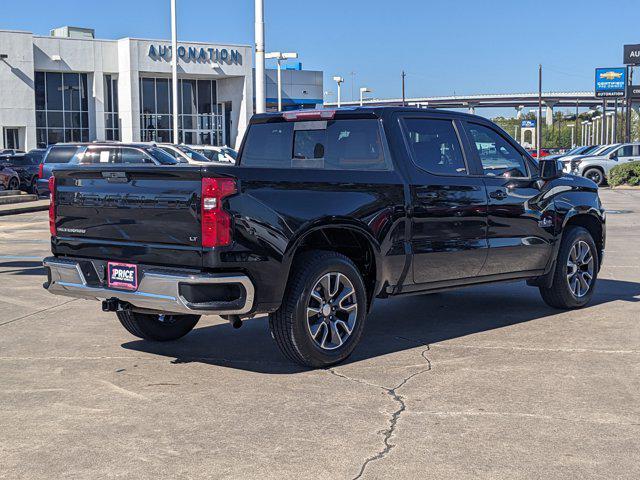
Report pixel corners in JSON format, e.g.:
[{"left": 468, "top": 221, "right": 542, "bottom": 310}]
[
  {"left": 613, "top": 98, "right": 618, "bottom": 143},
  {"left": 171, "top": 0, "right": 179, "bottom": 144},
  {"left": 575, "top": 100, "right": 579, "bottom": 146},
  {"left": 537, "top": 64, "right": 542, "bottom": 158},
  {"left": 401, "top": 71, "right": 406, "bottom": 106},
  {"left": 625, "top": 66, "right": 633, "bottom": 142},
  {"left": 254, "top": 0, "right": 266, "bottom": 114}
]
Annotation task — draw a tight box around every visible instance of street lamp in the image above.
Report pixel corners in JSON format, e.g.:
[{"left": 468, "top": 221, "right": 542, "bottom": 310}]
[
  {"left": 359, "top": 87, "right": 372, "bottom": 106},
  {"left": 266, "top": 51, "right": 298, "bottom": 111},
  {"left": 332, "top": 76, "right": 344, "bottom": 107}
]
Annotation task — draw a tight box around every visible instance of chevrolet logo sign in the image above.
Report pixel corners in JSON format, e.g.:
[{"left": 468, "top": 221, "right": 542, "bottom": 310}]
[{"left": 599, "top": 71, "right": 623, "bottom": 80}]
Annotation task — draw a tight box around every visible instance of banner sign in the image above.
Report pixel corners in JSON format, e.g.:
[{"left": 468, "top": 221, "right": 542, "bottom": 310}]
[
  {"left": 594, "top": 67, "right": 627, "bottom": 98},
  {"left": 521, "top": 119, "right": 536, "bottom": 128},
  {"left": 623, "top": 44, "right": 640, "bottom": 65}
]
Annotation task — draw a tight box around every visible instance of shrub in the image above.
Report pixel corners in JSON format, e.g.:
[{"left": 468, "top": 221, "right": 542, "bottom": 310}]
[{"left": 609, "top": 161, "right": 640, "bottom": 187}]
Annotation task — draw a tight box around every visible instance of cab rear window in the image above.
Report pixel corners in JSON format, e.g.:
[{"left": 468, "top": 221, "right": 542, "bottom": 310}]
[{"left": 241, "top": 119, "right": 390, "bottom": 170}]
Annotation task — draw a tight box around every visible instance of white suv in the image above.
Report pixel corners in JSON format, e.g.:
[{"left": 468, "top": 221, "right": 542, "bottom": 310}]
[{"left": 571, "top": 143, "right": 640, "bottom": 186}]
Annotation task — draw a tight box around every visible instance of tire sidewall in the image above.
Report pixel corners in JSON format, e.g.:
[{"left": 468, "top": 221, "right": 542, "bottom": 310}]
[
  {"left": 291, "top": 256, "right": 367, "bottom": 366},
  {"left": 556, "top": 227, "right": 599, "bottom": 307},
  {"left": 584, "top": 168, "right": 604, "bottom": 186}
]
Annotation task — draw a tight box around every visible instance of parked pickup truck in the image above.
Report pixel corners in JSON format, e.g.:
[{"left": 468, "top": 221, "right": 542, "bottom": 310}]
[{"left": 43, "top": 107, "right": 606, "bottom": 368}]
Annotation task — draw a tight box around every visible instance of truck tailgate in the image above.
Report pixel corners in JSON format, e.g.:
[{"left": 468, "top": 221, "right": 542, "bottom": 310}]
[{"left": 53, "top": 165, "right": 204, "bottom": 268}]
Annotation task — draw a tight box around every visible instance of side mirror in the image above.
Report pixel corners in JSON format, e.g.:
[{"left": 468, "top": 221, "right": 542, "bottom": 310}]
[
  {"left": 608, "top": 152, "right": 617, "bottom": 160},
  {"left": 539, "top": 158, "right": 562, "bottom": 181}
]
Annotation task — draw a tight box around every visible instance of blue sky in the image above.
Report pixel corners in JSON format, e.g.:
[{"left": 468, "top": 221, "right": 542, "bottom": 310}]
[{"left": 3, "top": 0, "right": 638, "bottom": 109}]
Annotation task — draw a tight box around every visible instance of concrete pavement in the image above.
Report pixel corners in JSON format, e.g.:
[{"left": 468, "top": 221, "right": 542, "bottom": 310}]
[{"left": 0, "top": 189, "right": 639, "bottom": 479}]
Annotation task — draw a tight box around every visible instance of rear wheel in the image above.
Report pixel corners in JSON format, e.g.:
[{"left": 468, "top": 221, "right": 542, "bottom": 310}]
[
  {"left": 8, "top": 177, "right": 19, "bottom": 191},
  {"left": 539, "top": 227, "right": 598, "bottom": 309},
  {"left": 269, "top": 251, "right": 367, "bottom": 368},
  {"left": 116, "top": 310, "right": 200, "bottom": 341},
  {"left": 583, "top": 168, "right": 605, "bottom": 186},
  {"left": 30, "top": 177, "right": 38, "bottom": 195}
]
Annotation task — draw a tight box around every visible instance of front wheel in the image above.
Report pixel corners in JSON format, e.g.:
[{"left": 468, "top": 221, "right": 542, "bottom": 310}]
[
  {"left": 539, "top": 227, "right": 598, "bottom": 309},
  {"left": 269, "top": 251, "right": 367, "bottom": 368},
  {"left": 116, "top": 310, "right": 200, "bottom": 341},
  {"left": 583, "top": 168, "right": 605, "bottom": 186}
]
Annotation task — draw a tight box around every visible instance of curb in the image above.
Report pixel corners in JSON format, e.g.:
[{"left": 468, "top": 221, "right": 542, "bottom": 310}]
[{"left": 0, "top": 201, "right": 50, "bottom": 217}]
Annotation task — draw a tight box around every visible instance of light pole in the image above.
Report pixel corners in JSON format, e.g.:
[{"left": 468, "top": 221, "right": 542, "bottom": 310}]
[
  {"left": 359, "top": 87, "right": 372, "bottom": 106},
  {"left": 332, "top": 76, "right": 344, "bottom": 107},
  {"left": 171, "top": 0, "right": 179, "bottom": 143},
  {"left": 254, "top": 0, "right": 265, "bottom": 114},
  {"left": 266, "top": 51, "right": 298, "bottom": 111}
]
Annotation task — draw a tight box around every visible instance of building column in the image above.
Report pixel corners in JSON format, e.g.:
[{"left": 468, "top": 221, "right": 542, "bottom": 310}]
[
  {"left": 544, "top": 101, "right": 556, "bottom": 126},
  {"left": 117, "top": 39, "right": 140, "bottom": 142}
]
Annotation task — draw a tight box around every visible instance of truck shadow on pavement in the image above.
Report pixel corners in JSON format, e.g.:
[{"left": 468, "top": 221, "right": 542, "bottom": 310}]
[
  {"left": 0, "top": 260, "right": 46, "bottom": 276},
  {"left": 121, "top": 278, "right": 640, "bottom": 374}
]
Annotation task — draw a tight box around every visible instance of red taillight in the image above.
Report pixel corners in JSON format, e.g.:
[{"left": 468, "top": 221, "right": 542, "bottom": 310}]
[
  {"left": 38, "top": 163, "right": 44, "bottom": 179},
  {"left": 48, "top": 176, "right": 56, "bottom": 236},
  {"left": 201, "top": 177, "right": 236, "bottom": 247}
]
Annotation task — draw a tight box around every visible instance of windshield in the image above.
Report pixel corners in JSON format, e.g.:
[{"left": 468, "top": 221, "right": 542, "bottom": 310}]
[
  {"left": 158, "top": 146, "right": 188, "bottom": 163},
  {"left": 222, "top": 147, "right": 237, "bottom": 160},
  {"left": 144, "top": 147, "right": 180, "bottom": 165},
  {"left": 177, "top": 145, "right": 210, "bottom": 162}
]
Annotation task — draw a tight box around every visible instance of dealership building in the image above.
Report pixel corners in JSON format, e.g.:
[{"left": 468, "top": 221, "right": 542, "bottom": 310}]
[{"left": 0, "top": 26, "right": 323, "bottom": 151}]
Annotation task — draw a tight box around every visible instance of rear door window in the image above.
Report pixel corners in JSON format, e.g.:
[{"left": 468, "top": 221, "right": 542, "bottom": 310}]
[
  {"left": 44, "top": 146, "right": 78, "bottom": 164},
  {"left": 242, "top": 119, "right": 389, "bottom": 170},
  {"left": 402, "top": 118, "right": 467, "bottom": 175},
  {"left": 80, "top": 148, "right": 119, "bottom": 164},
  {"left": 120, "top": 147, "right": 153, "bottom": 164}
]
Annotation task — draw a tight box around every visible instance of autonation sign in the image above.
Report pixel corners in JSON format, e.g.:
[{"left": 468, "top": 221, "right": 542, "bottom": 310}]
[{"left": 148, "top": 44, "right": 242, "bottom": 65}]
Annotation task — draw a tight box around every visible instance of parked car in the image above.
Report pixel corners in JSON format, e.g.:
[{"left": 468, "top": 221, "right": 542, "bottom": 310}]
[
  {"left": 529, "top": 148, "right": 551, "bottom": 158},
  {"left": 37, "top": 143, "right": 86, "bottom": 197},
  {"left": 571, "top": 143, "right": 640, "bottom": 185},
  {"left": 37, "top": 143, "right": 180, "bottom": 197},
  {"left": 0, "top": 148, "right": 25, "bottom": 156},
  {"left": 0, "top": 151, "right": 43, "bottom": 193},
  {"left": 155, "top": 143, "right": 211, "bottom": 164},
  {"left": 43, "top": 107, "right": 605, "bottom": 368},
  {"left": 186, "top": 145, "right": 237, "bottom": 164},
  {"left": 0, "top": 164, "right": 21, "bottom": 191}
]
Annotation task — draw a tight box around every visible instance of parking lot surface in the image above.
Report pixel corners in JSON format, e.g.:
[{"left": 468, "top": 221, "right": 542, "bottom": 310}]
[{"left": 1, "top": 189, "right": 639, "bottom": 479}]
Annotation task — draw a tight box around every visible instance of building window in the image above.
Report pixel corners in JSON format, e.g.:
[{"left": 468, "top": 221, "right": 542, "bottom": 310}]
[
  {"left": 139, "top": 77, "right": 224, "bottom": 145},
  {"left": 104, "top": 75, "right": 120, "bottom": 141},
  {"left": 35, "top": 72, "right": 89, "bottom": 147}
]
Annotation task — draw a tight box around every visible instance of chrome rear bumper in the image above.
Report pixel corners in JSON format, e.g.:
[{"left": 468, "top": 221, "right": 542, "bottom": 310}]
[{"left": 43, "top": 256, "right": 255, "bottom": 316}]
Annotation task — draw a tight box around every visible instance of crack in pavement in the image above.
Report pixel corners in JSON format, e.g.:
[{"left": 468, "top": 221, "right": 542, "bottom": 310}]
[
  {"left": 327, "top": 336, "right": 432, "bottom": 480},
  {"left": 0, "top": 299, "right": 78, "bottom": 327}
]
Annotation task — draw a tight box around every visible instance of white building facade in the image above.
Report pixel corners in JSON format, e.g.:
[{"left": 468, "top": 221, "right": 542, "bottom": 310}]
[{"left": 0, "top": 28, "right": 253, "bottom": 150}]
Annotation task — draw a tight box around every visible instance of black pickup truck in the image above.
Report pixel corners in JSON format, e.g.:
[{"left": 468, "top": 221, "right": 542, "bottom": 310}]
[{"left": 44, "top": 107, "right": 606, "bottom": 368}]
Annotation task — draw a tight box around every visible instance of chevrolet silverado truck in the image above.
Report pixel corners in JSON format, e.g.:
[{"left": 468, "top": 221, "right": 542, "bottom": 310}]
[{"left": 43, "top": 107, "right": 606, "bottom": 368}]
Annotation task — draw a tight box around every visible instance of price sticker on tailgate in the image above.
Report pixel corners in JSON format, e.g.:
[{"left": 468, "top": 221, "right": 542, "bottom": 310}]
[{"left": 107, "top": 262, "right": 138, "bottom": 291}]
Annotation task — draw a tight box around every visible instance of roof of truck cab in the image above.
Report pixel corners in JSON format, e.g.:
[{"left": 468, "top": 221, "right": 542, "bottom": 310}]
[{"left": 250, "top": 106, "right": 488, "bottom": 123}]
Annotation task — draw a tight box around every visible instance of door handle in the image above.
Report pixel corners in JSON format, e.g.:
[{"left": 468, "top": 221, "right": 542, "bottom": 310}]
[{"left": 489, "top": 189, "right": 507, "bottom": 200}]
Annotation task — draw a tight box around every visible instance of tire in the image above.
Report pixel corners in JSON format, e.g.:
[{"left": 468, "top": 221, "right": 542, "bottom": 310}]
[
  {"left": 30, "top": 177, "right": 38, "bottom": 195},
  {"left": 583, "top": 168, "right": 605, "bottom": 186},
  {"left": 269, "top": 251, "right": 367, "bottom": 368},
  {"left": 8, "top": 177, "right": 19, "bottom": 191},
  {"left": 539, "top": 226, "right": 598, "bottom": 309},
  {"left": 116, "top": 310, "right": 200, "bottom": 341}
]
